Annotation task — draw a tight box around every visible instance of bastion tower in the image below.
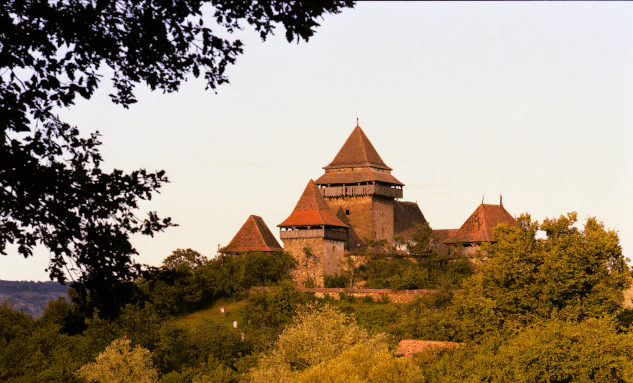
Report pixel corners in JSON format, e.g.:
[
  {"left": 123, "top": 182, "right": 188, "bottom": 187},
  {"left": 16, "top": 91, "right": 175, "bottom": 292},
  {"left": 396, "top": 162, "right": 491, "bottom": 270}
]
[
  {"left": 314, "top": 125, "right": 405, "bottom": 248},
  {"left": 278, "top": 179, "right": 348, "bottom": 287}
]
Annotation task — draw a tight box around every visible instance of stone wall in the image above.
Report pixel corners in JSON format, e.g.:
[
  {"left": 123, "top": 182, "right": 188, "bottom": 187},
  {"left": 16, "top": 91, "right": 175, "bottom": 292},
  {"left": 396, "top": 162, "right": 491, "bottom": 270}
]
[
  {"left": 282, "top": 237, "right": 345, "bottom": 287},
  {"left": 322, "top": 239, "right": 345, "bottom": 276},
  {"left": 252, "top": 286, "right": 438, "bottom": 304},
  {"left": 373, "top": 196, "right": 394, "bottom": 245},
  {"left": 325, "top": 195, "right": 397, "bottom": 247},
  {"left": 282, "top": 237, "right": 324, "bottom": 286},
  {"left": 325, "top": 195, "right": 374, "bottom": 246}
]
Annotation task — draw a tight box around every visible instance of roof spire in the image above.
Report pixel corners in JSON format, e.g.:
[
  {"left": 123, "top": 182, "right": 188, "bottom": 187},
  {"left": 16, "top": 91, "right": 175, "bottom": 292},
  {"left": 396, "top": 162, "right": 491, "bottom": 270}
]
[
  {"left": 323, "top": 125, "right": 392, "bottom": 171},
  {"left": 500, "top": 194, "right": 503, "bottom": 206}
]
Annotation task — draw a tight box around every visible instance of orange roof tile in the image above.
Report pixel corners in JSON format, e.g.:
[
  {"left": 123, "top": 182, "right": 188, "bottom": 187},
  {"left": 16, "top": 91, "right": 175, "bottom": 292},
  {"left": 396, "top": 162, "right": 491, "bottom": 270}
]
[
  {"left": 433, "top": 229, "right": 458, "bottom": 243},
  {"left": 395, "top": 340, "right": 463, "bottom": 358},
  {"left": 226, "top": 215, "right": 283, "bottom": 253},
  {"left": 278, "top": 180, "right": 348, "bottom": 228},
  {"left": 444, "top": 204, "right": 516, "bottom": 244},
  {"left": 323, "top": 125, "right": 392, "bottom": 170},
  {"left": 314, "top": 168, "right": 404, "bottom": 186}
]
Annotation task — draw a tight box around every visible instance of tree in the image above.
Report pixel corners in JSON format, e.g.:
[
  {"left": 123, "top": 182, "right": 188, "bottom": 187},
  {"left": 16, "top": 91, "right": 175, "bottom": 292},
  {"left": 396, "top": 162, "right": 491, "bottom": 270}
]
[
  {"left": 1, "top": 0, "right": 354, "bottom": 317},
  {"left": 162, "top": 249, "right": 208, "bottom": 271},
  {"left": 250, "top": 303, "right": 389, "bottom": 383},
  {"left": 298, "top": 343, "right": 424, "bottom": 383},
  {"left": 76, "top": 337, "right": 159, "bottom": 383},
  {"left": 419, "top": 317, "right": 633, "bottom": 383},
  {"left": 302, "top": 246, "right": 316, "bottom": 287},
  {"left": 451, "top": 212, "right": 631, "bottom": 340}
]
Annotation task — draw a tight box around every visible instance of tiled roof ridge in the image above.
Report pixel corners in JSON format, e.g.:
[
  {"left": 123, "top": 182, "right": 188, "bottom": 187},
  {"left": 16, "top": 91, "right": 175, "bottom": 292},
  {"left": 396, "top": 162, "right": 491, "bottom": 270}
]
[
  {"left": 358, "top": 125, "right": 369, "bottom": 165},
  {"left": 252, "top": 215, "right": 272, "bottom": 249},
  {"left": 227, "top": 215, "right": 283, "bottom": 252},
  {"left": 443, "top": 202, "right": 516, "bottom": 245},
  {"left": 278, "top": 180, "right": 348, "bottom": 228},
  {"left": 480, "top": 204, "right": 490, "bottom": 241},
  {"left": 324, "top": 125, "right": 392, "bottom": 170}
]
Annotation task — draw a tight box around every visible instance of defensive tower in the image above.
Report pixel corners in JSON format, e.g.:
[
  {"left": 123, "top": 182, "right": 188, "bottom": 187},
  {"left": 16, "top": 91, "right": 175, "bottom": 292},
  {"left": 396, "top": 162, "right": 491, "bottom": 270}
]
[
  {"left": 315, "top": 125, "right": 404, "bottom": 247},
  {"left": 278, "top": 179, "right": 348, "bottom": 286}
]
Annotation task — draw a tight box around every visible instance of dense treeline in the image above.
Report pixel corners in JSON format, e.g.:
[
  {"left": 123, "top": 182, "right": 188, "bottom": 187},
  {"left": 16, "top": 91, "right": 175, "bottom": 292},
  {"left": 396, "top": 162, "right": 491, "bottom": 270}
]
[
  {"left": 325, "top": 223, "right": 475, "bottom": 290},
  {"left": 1, "top": 212, "right": 632, "bottom": 382}
]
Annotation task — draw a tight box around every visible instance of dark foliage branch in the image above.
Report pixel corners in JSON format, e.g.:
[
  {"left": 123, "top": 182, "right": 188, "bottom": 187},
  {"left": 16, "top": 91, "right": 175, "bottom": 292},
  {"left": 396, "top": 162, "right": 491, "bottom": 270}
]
[
  {"left": 0, "top": 0, "right": 352, "bottom": 305},
  {"left": 0, "top": 117, "right": 175, "bottom": 285},
  {"left": 1, "top": 0, "right": 352, "bottom": 136}
]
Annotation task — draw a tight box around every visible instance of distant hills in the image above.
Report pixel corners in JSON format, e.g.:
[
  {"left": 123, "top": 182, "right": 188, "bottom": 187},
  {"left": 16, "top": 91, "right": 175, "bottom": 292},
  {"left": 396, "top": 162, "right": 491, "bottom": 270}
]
[{"left": 0, "top": 280, "right": 70, "bottom": 317}]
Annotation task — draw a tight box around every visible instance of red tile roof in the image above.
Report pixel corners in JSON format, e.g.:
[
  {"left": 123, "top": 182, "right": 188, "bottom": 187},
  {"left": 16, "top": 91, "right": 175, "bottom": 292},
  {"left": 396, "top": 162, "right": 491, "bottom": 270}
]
[
  {"left": 314, "top": 168, "right": 404, "bottom": 186},
  {"left": 433, "top": 229, "right": 458, "bottom": 242},
  {"left": 395, "top": 340, "right": 463, "bottom": 358},
  {"left": 323, "top": 125, "right": 392, "bottom": 170},
  {"left": 394, "top": 201, "right": 427, "bottom": 240},
  {"left": 225, "top": 215, "right": 284, "bottom": 253},
  {"left": 278, "top": 180, "right": 348, "bottom": 228},
  {"left": 443, "top": 204, "right": 516, "bottom": 244}
]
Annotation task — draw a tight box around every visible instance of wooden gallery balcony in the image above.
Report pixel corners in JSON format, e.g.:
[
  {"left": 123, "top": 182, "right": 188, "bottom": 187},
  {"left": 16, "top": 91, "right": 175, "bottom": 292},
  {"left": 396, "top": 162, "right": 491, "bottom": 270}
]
[
  {"left": 318, "top": 184, "right": 403, "bottom": 199},
  {"left": 280, "top": 228, "right": 347, "bottom": 242}
]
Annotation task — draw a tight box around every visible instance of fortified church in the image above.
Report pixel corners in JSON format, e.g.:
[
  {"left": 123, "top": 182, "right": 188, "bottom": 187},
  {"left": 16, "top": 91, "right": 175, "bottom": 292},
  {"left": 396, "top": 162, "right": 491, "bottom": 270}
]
[{"left": 225, "top": 124, "right": 516, "bottom": 286}]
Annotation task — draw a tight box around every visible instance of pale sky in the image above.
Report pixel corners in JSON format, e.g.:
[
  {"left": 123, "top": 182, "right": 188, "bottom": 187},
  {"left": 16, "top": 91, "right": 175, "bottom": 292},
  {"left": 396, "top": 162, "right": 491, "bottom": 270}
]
[{"left": 3, "top": 2, "right": 632, "bottom": 281}]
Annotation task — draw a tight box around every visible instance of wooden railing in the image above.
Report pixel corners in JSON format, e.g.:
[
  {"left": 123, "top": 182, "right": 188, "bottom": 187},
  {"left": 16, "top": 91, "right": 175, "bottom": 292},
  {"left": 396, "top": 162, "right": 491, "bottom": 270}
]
[
  {"left": 319, "top": 184, "right": 403, "bottom": 199},
  {"left": 280, "top": 228, "right": 347, "bottom": 241}
]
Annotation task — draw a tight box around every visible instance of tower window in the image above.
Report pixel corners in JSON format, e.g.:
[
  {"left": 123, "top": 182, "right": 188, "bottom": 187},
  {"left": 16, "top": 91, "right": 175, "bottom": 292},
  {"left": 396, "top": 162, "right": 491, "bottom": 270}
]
[
  {"left": 333, "top": 246, "right": 335, "bottom": 252},
  {"left": 345, "top": 209, "right": 350, "bottom": 215}
]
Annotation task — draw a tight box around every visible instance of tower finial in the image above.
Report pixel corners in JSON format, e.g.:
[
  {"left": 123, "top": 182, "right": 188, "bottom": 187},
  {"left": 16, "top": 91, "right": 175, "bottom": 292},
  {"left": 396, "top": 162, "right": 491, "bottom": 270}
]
[
  {"left": 482, "top": 195, "right": 485, "bottom": 204},
  {"left": 500, "top": 194, "right": 503, "bottom": 206}
]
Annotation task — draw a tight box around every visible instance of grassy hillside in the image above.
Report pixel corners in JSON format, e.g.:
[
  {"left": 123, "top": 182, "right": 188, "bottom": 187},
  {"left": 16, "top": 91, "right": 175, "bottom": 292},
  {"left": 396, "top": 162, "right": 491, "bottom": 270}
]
[{"left": 172, "top": 298, "right": 248, "bottom": 329}]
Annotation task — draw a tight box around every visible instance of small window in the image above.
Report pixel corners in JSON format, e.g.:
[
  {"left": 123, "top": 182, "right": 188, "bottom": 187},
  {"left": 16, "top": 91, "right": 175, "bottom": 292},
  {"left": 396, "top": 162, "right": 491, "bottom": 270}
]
[
  {"left": 346, "top": 209, "right": 350, "bottom": 215},
  {"left": 333, "top": 246, "right": 335, "bottom": 252}
]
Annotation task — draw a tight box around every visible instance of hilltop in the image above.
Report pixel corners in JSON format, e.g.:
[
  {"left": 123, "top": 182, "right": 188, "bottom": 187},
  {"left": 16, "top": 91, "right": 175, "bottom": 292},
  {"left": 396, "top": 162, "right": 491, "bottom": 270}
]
[{"left": 0, "top": 280, "right": 69, "bottom": 317}]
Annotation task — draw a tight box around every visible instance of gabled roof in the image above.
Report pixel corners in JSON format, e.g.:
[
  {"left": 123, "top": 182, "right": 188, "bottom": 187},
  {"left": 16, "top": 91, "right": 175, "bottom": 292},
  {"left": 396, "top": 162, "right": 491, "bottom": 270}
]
[
  {"left": 226, "top": 215, "right": 283, "bottom": 253},
  {"left": 278, "top": 180, "right": 348, "bottom": 228},
  {"left": 323, "top": 125, "right": 392, "bottom": 170},
  {"left": 393, "top": 201, "right": 427, "bottom": 240},
  {"left": 314, "top": 168, "right": 404, "bottom": 186},
  {"left": 444, "top": 204, "right": 516, "bottom": 244},
  {"left": 433, "top": 229, "right": 458, "bottom": 243}
]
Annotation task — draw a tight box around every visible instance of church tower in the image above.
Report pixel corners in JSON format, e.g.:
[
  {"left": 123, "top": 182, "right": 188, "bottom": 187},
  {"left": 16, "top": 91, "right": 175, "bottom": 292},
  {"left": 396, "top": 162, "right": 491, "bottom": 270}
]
[
  {"left": 314, "top": 125, "right": 404, "bottom": 248},
  {"left": 278, "top": 179, "right": 348, "bottom": 287}
]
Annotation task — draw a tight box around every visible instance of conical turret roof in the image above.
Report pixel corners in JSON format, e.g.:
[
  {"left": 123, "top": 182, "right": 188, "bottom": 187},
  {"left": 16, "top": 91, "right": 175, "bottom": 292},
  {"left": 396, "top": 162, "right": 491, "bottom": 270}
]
[
  {"left": 278, "top": 180, "right": 348, "bottom": 228},
  {"left": 324, "top": 125, "right": 392, "bottom": 170},
  {"left": 225, "top": 215, "right": 283, "bottom": 252}
]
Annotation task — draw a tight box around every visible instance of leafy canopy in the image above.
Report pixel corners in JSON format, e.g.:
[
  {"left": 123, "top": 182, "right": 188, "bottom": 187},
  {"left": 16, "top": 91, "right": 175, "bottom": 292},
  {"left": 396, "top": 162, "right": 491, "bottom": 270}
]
[
  {"left": 250, "top": 303, "right": 389, "bottom": 383},
  {"left": 449, "top": 212, "right": 631, "bottom": 342},
  {"left": 1, "top": 0, "right": 353, "bottom": 318},
  {"left": 76, "top": 337, "right": 159, "bottom": 383}
]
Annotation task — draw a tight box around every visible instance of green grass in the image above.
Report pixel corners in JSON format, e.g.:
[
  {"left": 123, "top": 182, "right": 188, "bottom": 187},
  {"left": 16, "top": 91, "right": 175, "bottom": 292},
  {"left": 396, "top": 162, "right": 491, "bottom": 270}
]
[{"left": 172, "top": 297, "right": 248, "bottom": 329}]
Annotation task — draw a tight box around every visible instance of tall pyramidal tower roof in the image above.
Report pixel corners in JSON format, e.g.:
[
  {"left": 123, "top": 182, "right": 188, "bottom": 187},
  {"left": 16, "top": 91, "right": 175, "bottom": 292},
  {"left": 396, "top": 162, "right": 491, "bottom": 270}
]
[
  {"left": 315, "top": 125, "right": 403, "bottom": 186},
  {"left": 324, "top": 125, "right": 392, "bottom": 170},
  {"left": 225, "top": 215, "right": 283, "bottom": 252},
  {"left": 278, "top": 180, "right": 348, "bottom": 227}
]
